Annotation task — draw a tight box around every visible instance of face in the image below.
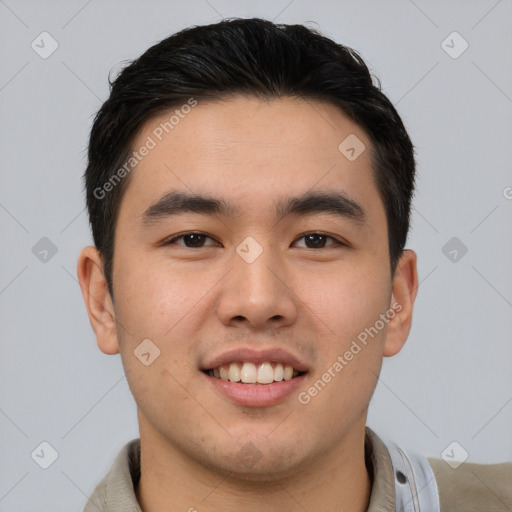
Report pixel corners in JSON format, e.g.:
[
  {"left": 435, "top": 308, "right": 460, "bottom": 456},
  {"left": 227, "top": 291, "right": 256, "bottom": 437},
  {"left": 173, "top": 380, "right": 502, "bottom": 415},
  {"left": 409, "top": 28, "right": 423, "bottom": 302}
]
[{"left": 81, "top": 95, "right": 416, "bottom": 480}]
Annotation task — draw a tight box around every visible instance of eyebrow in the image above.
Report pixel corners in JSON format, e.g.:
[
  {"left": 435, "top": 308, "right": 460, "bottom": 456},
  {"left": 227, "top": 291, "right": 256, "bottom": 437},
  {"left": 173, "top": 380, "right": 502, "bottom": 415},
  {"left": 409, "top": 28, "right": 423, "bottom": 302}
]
[{"left": 140, "top": 190, "right": 366, "bottom": 226}]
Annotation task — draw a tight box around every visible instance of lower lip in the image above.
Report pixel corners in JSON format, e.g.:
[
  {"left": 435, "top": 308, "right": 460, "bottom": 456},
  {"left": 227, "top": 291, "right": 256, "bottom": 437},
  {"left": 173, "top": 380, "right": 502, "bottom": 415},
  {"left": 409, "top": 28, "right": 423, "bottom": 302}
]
[{"left": 202, "top": 372, "right": 307, "bottom": 407}]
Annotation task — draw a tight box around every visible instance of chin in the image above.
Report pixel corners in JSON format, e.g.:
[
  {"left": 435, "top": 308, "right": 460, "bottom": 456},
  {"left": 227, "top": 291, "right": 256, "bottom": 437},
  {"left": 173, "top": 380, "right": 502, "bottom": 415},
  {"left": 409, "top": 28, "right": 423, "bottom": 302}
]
[{"left": 223, "top": 438, "right": 307, "bottom": 481}]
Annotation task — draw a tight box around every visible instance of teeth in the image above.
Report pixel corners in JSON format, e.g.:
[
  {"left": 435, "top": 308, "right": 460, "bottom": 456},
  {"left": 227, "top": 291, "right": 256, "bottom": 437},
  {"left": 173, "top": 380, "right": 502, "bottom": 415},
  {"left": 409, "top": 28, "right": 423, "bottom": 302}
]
[
  {"left": 228, "top": 363, "right": 241, "bottom": 382},
  {"left": 274, "top": 363, "right": 284, "bottom": 381},
  {"left": 219, "top": 365, "right": 229, "bottom": 380},
  {"left": 283, "top": 365, "right": 293, "bottom": 381},
  {"left": 257, "top": 362, "right": 274, "bottom": 384},
  {"left": 211, "top": 362, "right": 300, "bottom": 384},
  {"left": 241, "top": 362, "right": 257, "bottom": 383}
]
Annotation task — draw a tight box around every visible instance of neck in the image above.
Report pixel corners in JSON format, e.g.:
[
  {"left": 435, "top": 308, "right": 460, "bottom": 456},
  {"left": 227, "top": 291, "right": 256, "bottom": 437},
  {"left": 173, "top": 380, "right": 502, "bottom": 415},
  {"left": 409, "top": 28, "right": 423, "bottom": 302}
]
[{"left": 135, "top": 421, "right": 372, "bottom": 512}]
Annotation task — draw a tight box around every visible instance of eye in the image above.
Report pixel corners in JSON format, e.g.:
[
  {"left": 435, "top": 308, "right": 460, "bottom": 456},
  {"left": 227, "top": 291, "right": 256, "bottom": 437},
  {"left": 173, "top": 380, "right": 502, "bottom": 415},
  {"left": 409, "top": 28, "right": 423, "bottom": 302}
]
[
  {"left": 162, "top": 232, "right": 344, "bottom": 249},
  {"left": 163, "top": 232, "right": 219, "bottom": 248},
  {"left": 293, "top": 233, "right": 342, "bottom": 249}
]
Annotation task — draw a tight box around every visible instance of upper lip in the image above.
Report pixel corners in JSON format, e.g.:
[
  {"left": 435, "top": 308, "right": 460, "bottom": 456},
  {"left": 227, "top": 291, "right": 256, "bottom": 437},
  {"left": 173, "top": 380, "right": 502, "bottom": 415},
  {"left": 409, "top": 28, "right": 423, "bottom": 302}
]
[{"left": 202, "top": 347, "right": 310, "bottom": 373}]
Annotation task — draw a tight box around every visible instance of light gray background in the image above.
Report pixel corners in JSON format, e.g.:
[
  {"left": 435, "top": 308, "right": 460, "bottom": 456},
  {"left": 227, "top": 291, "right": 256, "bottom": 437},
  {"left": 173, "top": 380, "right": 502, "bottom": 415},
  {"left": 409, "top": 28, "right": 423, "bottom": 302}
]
[{"left": 1, "top": 0, "right": 511, "bottom": 510}]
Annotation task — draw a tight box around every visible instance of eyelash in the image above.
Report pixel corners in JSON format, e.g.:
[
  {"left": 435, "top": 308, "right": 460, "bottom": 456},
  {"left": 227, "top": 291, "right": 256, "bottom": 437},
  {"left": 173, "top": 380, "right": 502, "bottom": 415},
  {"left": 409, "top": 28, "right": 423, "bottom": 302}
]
[{"left": 162, "top": 232, "right": 346, "bottom": 249}]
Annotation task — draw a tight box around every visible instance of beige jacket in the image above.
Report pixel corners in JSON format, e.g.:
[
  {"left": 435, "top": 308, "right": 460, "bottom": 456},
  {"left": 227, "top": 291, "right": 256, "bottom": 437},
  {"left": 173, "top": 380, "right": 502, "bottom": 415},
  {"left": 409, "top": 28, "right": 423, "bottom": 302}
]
[{"left": 83, "top": 428, "right": 512, "bottom": 511}]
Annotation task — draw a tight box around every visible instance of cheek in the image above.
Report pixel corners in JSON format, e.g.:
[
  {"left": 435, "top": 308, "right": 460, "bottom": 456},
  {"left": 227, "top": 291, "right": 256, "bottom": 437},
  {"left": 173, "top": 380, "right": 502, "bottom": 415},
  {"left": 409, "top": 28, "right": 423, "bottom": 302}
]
[
  {"left": 301, "top": 265, "right": 389, "bottom": 405},
  {"left": 112, "top": 255, "right": 210, "bottom": 388},
  {"left": 308, "top": 263, "right": 390, "bottom": 343},
  {"left": 113, "top": 254, "right": 195, "bottom": 338},
  {"left": 315, "top": 268, "right": 389, "bottom": 402},
  {"left": 303, "top": 352, "right": 382, "bottom": 436}
]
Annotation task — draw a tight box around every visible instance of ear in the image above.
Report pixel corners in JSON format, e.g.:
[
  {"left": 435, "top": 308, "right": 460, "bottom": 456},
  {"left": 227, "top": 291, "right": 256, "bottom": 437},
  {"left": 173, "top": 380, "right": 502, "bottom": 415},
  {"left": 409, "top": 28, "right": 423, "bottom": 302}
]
[
  {"left": 383, "top": 249, "right": 418, "bottom": 357},
  {"left": 77, "top": 246, "right": 120, "bottom": 355}
]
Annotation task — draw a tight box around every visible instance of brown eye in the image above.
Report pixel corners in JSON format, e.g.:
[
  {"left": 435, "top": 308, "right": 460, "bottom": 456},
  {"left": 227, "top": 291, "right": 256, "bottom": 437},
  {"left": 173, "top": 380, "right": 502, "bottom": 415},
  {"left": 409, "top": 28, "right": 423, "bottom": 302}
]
[
  {"left": 293, "top": 233, "right": 341, "bottom": 249},
  {"left": 164, "top": 233, "right": 218, "bottom": 248}
]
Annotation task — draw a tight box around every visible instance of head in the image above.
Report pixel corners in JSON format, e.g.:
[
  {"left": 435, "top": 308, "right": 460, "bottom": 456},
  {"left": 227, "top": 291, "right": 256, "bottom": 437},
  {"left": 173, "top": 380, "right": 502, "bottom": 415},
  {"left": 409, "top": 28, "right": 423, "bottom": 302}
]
[{"left": 78, "top": 18, "right": 418, "bottom": 479}]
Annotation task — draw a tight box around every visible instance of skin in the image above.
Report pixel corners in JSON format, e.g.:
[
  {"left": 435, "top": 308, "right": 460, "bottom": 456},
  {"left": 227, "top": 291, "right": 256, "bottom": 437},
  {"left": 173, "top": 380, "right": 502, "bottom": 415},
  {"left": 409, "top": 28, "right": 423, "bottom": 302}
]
[{"left": 78, "top": 95, "right": 418, "bottom": 512}]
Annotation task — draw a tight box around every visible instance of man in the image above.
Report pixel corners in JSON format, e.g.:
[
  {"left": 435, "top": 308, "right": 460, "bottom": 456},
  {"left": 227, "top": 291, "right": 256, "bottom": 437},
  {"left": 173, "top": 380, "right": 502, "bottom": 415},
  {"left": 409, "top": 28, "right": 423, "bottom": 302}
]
[{"left": 77, "top": 18, "right": 511, "bottom": 512}]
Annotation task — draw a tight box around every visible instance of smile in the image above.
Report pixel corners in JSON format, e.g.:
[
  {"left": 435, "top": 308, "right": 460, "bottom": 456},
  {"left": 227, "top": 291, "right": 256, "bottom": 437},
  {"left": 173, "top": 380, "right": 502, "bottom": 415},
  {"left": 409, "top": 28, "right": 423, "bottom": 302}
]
[{"left": 204, "top": 361, "right": 303, "bottom": 384}]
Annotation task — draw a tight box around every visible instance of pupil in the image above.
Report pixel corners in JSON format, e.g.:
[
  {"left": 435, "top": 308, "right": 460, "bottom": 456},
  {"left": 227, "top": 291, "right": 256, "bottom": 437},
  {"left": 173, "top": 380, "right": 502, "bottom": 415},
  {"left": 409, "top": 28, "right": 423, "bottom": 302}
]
[
  {"left": 306, "top": 234, "right": 325, "bottom": 248},
  {"left": 186, "top": 234, "right": 203, "bottom": 247}
]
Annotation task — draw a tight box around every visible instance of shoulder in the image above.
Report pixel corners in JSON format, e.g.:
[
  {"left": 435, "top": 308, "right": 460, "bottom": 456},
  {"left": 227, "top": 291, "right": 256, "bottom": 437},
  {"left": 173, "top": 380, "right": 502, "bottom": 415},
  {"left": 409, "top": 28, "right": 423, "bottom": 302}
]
[
  {"left": 428, "top": 457, "right": 512, "bottom": 512},
  {"left": 82, "top": 439, "right": 141, "bottom": 512}
]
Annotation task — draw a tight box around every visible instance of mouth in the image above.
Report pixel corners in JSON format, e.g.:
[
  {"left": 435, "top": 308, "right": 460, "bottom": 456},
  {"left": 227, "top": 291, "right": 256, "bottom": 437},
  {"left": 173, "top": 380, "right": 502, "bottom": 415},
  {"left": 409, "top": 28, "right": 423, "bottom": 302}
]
[
  {"left": 202, "top": 361, "right": 306, "bottom": 384},
  {"left": 200, "top": 348, "right": 309, "bottom": 407}
]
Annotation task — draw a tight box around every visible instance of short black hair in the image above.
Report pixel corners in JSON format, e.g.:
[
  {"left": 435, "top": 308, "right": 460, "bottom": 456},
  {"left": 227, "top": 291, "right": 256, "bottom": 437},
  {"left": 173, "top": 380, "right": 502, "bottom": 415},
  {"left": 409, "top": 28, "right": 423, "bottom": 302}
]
[{"left": 84, "top": 17, "right": 416, "bottom": 297}]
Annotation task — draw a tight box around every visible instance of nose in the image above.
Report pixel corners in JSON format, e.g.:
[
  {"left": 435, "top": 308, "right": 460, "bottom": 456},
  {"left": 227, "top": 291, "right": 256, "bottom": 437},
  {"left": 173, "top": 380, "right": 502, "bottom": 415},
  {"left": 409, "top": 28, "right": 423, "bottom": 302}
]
[{"left": 215, "top": 242, "right": 298, "bottom": 330}]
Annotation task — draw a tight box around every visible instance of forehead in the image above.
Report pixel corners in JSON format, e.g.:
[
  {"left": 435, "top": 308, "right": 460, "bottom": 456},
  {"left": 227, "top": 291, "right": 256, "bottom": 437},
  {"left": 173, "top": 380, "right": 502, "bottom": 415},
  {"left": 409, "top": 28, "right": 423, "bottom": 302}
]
[{"left": 119, "top": 95, "right": 384, "bottom": 225}]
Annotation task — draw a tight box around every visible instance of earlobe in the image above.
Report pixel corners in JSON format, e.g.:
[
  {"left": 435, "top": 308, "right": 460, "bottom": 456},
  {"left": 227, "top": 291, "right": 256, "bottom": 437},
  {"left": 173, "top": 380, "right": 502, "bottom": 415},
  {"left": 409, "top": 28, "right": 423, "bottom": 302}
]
[
  {"left": 383, "top": 249, "right": 418, "bottom": 357},
  {"left": 77, "top": 246, "right": 120, "bottom": 355}
]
